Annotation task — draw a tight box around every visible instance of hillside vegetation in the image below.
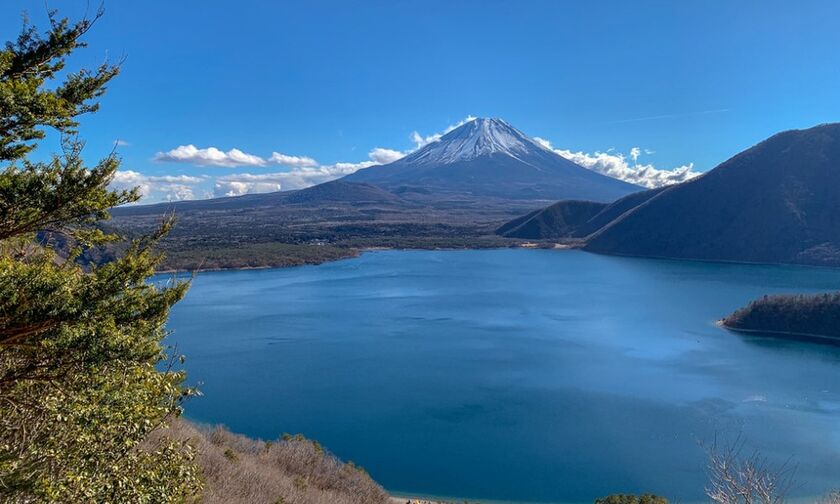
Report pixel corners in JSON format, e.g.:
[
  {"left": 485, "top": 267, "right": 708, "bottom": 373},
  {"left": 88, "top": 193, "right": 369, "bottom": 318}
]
[
  {"left": 495, "top": 199, "right": 607, "bottom": 239},
  {"left": 155, "top": 420, "right": 390, "bottom": 504},
  {"left": 497, "top": 187, "right": 666, "bottom": 240},
  {"left": 722, "top": 292, "right": 840, "bottom": 341},
  {"left": 109, "top": 180, "right": 525, "bottom": 271},
  {"left": 500, "top": 124, "right": 840, "bottom": 267}
]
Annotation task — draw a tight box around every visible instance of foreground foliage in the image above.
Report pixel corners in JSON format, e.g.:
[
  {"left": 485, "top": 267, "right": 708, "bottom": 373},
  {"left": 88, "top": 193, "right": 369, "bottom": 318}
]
[
  {"left": 0, "top": 9, "right": 199, "bottom": 502},
  {"left": 159, "top": 419, "right": 390, "bottom": 504},
  {"left": 705, "top": 440, "right": 794, "bottom": 504},
  {"left": 595, "top": 495, "right": 668, "bottom": 504}
]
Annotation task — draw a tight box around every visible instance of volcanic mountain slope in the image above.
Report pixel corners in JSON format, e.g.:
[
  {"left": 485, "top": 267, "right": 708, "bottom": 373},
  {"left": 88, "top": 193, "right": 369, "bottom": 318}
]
[
  {"left": 344, "top": 118, "right": 640, "bottom": 202},
  {"left": 500, "top": 123, "right": 840, "bottom": 266}
]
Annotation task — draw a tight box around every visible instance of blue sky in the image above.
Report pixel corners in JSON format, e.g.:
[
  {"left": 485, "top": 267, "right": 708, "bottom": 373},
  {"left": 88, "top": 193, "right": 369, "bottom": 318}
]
[{"left": 3, "top": 0, "right": 840, "bottom": 201}]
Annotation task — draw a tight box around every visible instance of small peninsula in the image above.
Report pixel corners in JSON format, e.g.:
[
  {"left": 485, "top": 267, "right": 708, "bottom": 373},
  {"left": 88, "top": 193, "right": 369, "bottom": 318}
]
[{"left": 721, "top": 292, "right": 840, "bottom": 343}]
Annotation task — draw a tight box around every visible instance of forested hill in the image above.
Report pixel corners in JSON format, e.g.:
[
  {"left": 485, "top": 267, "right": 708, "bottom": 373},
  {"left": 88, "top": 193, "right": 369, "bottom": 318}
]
[
  {"left": 721, "top": 292, "right": 840, "bottom": 342},
  {"left": 500, "top": 123, "right": 840, "bottom": 267}
]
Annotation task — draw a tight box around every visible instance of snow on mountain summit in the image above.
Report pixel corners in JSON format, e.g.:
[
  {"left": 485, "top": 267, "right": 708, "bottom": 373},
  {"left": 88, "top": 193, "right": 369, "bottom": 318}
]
[
  {"left": 402, "top": 118, "right": 547, "bottom": 165},
  {"left": 343, "top": 116, "right": 640, "bottom": 202}
]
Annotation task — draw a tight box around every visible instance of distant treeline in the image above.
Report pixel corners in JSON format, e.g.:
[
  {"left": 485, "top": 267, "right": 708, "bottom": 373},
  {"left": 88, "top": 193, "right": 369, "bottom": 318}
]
[
  {"left": 155, "top": 242, "right": 359, "bottom": 271},
  {"left": 722, "top": 292, "right": 840, "bottom": 340}
]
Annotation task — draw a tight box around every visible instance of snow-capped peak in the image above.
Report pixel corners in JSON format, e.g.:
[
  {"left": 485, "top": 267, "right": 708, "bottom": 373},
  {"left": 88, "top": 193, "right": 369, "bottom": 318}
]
[{"left": 401, "top": 117, "right": 546, "bottom": 165}]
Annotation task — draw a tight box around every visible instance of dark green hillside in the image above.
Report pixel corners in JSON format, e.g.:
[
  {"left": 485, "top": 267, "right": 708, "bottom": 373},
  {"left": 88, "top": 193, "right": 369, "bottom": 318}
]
[
  {"left": 496, "top": 200, "right": 607, "bottom": 239},
  {"left": 571, "top": 187, "right": 668, "bottom": 238},
  {"left": 722, "top": 292, "right": 840, "bottom": 341},
  {"left": 586, "top": 123, "right": 840, "bottom": 265},
  {"left": 501, "top": 123, "right": 840, "bottom": 266},
  {"left": 497, "top": 187, "right": 667, "bottom": 240}
]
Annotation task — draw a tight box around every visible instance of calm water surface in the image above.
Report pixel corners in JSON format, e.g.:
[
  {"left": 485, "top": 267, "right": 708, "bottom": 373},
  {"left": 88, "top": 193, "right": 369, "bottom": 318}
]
[{"left": 164, "top": 249, "right": 840, "bottom": 503}]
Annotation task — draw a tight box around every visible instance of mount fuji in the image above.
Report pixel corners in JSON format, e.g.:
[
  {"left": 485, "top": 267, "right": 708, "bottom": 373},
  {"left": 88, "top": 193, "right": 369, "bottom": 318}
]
[
  {"left": 344, "top": 118, "right": 640, "bottom": 202},
  {"left": 109, "top": 118, "right": 644, "bottom": 270}
]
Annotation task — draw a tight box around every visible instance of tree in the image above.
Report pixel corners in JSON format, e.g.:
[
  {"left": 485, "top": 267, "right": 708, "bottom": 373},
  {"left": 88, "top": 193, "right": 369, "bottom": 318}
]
[
  {"left": 0, "top": 8, "right": 200, "bottom": 502},
  {"left": 594, "top": 494, "right": 669, "bottom": 504},
  {"left": 705, "top": 438, "right": 795, "bottom": 504}
]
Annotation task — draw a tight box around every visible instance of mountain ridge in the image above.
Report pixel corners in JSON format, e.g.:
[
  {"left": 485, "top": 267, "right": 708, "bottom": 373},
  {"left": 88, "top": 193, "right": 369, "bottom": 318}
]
[{"left": 498, "top": 122, "right": 840, "bottom": 267}]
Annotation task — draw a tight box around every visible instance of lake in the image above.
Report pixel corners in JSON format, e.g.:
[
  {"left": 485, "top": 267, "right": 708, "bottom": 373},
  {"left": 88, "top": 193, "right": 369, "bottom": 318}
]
[{"left": 164, "top": 249, "right": 840, "bottom": 503}]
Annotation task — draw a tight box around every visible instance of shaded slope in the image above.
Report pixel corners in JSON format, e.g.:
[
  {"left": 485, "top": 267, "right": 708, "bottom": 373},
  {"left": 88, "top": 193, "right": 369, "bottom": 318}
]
[
  {"left": 572, "top": 187, "right": 668, "bottom": 238},
  {"left": 496, "top": 200, "right": 607, "bottom": 239},
  {"left": 585, "top": 123, "right": 840, "bottom": 266},
  {"left": 497, "top": 187, "right": 666, "bottom": 239}
]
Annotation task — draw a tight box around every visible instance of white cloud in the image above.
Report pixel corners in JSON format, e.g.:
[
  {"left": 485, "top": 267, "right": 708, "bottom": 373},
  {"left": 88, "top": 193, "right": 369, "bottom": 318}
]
[
  {"left": 114, "top": 139, "right": 130, "bottom": 147},
  {"left": 214, "top": 173, "right": 283, "bottom": 197},
  {"left": 151, "top": 116, "right": 477, "bottom": 198},
  {"left": 280, "top": 161, "right": 378, "bottom": 190},
  {"left": 410, "top": 131, "right": 439, "bottom": 150},
  {"left": 143, "top": 115, "right": 696, "bottom": 200},
  {"left": 533, "top": 137, "right": 700, "bottom": 189},
  {"left": 268, "top": 152, "right": 319, "bottom": 168},
  {"left": 410, "top": 115, "right": 477, "bottom": 149},
  {"left": 160, "top": 184, "right": 198, "bottom": 201},
  {"left": 112, "top": 170, "right": 151, "bottom": 197},
  {"left": 156, "top": 145, "right": 326, "bottom": 169},
  {"left": 368, "top": 147, "right": 405, "bottom": 164},
  {"left": 213, "top": 142, "right": 426, "bottom": 197},
  {"left": 155, "top": 145, "right": 267, "bottom": 167},
  {"left": 149, "top": 174, "right": 205, "bottom": 184},
  {"left": 111, "top": 170, "right": 205, "bottom": 201},
  {"left": 213, "top": 160, "right": 381, "bottom": 197},
  {"left": 134, "top": 117, "right": 494, "bottom": 202}
]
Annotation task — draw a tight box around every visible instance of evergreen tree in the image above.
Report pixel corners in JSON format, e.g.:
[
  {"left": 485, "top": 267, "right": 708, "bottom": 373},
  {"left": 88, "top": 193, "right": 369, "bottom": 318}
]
[{"left": 0, "top": 8, "right": 201, "bottom": 502}]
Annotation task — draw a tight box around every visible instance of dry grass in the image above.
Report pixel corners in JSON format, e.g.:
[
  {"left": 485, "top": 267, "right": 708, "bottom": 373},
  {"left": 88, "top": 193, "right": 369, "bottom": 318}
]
[{"left": 152, "top": 419, "right": 391, "bottom": 504}]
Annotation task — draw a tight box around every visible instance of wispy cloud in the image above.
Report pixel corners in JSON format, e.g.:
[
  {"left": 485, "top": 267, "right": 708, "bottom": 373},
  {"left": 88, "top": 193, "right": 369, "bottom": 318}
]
[
  {"left": 268, "top": 152, "right": 319, "bottom": 168},
  {"left": 602, "top": 108, "right": 730, "bottom": 125},
  {"left": 534, "top": 137, "right": 700, "bottom": 189},
  {"left": 213, "top": 161, "right": 379, "bottom": 197}
]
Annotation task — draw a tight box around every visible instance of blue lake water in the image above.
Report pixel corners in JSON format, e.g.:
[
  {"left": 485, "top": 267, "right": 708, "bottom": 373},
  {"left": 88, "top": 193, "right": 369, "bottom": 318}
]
[{"left": 164, "top": 249, "right": 840, "bottom": 503}]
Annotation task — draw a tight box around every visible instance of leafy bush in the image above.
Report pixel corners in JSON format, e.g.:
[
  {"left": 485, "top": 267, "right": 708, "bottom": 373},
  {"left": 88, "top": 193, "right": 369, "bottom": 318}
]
[{"left": 595, "top": 494, "right": 668, "bottom": 504}]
